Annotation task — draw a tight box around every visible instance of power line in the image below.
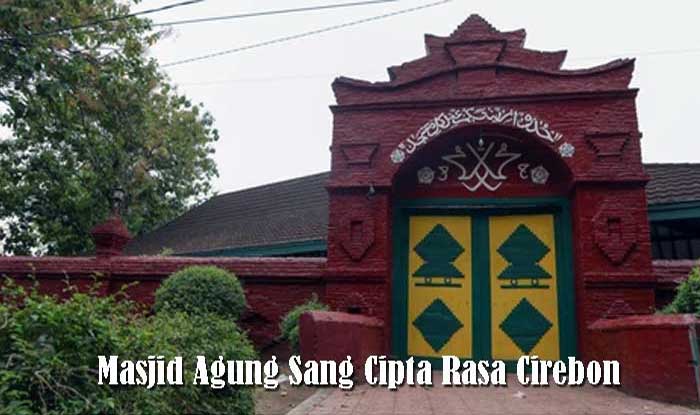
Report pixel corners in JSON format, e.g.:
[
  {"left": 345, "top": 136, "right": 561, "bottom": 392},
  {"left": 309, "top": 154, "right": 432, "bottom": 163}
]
[
  {"left": 181, "top": 73, "right": 334, "bottom": 86},
  {"left": 1, "top": 0, "right": 402, "bottom": 45},
  {"left": 152, "top": 0, "right": 402, "bottom": 28},
  {"left": 174, "top": 47, "right": 700, "bottom": 86},
  {"left": 568, "top": 48, "right": 700, "bottom": 62},
  {"left": 0, "top": 0, "right": 205, "bottom": 43},
  {"left": 161, "top": 0, "right": 454, "bottom": 68}
]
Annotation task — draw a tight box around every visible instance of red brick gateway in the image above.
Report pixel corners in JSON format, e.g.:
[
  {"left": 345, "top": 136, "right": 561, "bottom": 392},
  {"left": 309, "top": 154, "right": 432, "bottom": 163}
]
[{"left": 2, "top": 15, "right": 699, "bottom": 404}]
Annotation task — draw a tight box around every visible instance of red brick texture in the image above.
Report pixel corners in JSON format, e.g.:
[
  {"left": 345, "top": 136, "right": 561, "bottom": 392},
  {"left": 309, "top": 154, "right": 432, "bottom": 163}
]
[
  {"left": 589, "top": 314, "right": 700, "bottom": 404},
  {"left": 299, "top": 311, "right": 384, "bottom": 371},
  {"left": 0, "top": 255, "right": 326, "bottom": 349},
  {"left": 90, "top": 214, "right": 132, "bottom": 258}
]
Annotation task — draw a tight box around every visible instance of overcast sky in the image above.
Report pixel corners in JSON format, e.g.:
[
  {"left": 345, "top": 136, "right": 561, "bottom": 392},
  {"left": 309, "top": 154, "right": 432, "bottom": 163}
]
[{"left": 136, "top": 0, "right": 700, "bottom": 194}]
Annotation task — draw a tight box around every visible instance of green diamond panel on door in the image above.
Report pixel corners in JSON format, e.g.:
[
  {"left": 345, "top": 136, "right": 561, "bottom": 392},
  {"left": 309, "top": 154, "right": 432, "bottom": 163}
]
[
  {"left": 413, "top": 299, "right": 464, "bottom": 352},
  {"left": 499, "top": 298, "right": 553, "bottom": 354}
]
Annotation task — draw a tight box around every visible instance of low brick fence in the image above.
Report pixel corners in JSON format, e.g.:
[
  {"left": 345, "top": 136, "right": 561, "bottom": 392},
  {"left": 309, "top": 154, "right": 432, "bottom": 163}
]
[
  {"left": 589, "top": 314, "right": 700, "bottom": 404},
  {"left": 0, "top": 255, "right": 326, "bottom": 349},
  {"left": 1, "top": 254, "right": 699, "bottom": 403},
  {"left": 299, "top": 311, "right": 384, "bottom": 371}
]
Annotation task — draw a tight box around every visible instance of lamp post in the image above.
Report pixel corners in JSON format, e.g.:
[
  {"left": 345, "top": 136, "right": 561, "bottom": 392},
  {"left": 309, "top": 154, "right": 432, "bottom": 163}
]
[{"left": 112, "top": 187, "right": 125, "bottom": 215}]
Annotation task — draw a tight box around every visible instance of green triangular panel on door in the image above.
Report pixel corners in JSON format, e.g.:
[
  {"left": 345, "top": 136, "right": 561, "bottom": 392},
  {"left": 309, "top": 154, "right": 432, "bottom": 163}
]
[
  {"left": 413, "top": 224, "right": 465, "bottom": 278},
  {"left": 497, "top": 224, "right": 551, "bottom": 288}
]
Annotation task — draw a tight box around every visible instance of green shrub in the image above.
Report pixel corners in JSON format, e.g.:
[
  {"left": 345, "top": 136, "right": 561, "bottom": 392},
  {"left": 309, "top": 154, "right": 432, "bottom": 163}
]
[
  {"left": 663, "top": 267, "right": 700, "bottom": 315},
  {"left": 154, "top": 266, "right": 247, "bottom": 320},
  {"left": 0, "top": 281, "right": 136, "bottom": 415},
  {"left": 0, "top": 279, "right": 256, "bottom": 415},
  {"left": 121, "top": 313, "right": 257, "bottom": 415},
  {"left": 279, "top": 294, "right": 328, "bottom": 353}
]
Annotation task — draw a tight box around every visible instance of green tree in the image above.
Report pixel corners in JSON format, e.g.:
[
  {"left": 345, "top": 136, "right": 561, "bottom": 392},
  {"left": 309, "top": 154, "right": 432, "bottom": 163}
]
[{"left": 0, "top": 0, "right": 219, "bottom": 255}]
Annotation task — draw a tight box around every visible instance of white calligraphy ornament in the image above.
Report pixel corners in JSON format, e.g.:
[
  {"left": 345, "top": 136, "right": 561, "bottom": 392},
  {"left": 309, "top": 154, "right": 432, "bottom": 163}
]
[
  {"left": 438, "top": 141, "right": 522, "bottom": 192},
  {"left": 392, "top": 106, "right": 563, "bottom": 164}
]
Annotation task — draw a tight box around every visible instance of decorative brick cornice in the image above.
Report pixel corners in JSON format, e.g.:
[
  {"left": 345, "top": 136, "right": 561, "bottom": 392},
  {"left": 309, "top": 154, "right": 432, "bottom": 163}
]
[{"left": 332, "top": 14, "right": 635, "bottom": 106}]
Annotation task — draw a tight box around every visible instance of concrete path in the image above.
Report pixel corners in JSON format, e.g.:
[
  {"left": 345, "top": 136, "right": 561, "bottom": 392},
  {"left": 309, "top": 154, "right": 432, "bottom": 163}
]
[{"left": 288, "top": 374, "right": 698, "bottom": 415}]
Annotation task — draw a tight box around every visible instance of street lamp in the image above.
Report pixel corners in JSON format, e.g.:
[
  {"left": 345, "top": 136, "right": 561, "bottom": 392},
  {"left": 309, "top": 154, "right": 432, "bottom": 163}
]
[{"left": 112, "top": 187, "right": 125, "bottom": 214}]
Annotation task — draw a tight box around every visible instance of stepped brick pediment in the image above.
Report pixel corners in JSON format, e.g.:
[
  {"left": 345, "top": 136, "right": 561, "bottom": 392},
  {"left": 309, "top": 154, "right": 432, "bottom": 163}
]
[{"left": 332, "top": 14, "right": 634, "bottom": 105}]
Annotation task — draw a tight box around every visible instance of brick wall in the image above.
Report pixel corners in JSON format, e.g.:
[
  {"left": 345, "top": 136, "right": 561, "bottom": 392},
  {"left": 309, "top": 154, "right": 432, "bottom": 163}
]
[
  {"left": 0, "top": 255, "right": 326, "bottom": 350},
  {"left": 589, "top": 314, "right": 700, "bottom": 404}
]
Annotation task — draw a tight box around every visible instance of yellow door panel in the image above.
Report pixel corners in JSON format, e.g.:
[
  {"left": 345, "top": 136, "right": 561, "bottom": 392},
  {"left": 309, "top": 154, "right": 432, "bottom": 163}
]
[
  {"left": 489, "top": 214, "right": 560, "bottom": 360},
  {"left": 407, "top": 216, "right": 472, "bottom": 359}
]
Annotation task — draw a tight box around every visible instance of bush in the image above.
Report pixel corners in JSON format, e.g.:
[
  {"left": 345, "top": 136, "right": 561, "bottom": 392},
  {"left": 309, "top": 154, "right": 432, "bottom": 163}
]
[
  {"left": 663, "top": 267, "right": 700, "bottom": 315},
  {"left": 0, "top": 279, "right": 256, "bottom": 415},
  {"left": 0, "top": 281, "right": 136, "bottom": 415},
  {"left": 122, "top": 313, "right": 257, "bottom": 415},
  {"left": 154, "top": 266, "right": 246, "bottom": 320},
  {"left": 279, "top": 294, "right": 328, "bottom": 353}
]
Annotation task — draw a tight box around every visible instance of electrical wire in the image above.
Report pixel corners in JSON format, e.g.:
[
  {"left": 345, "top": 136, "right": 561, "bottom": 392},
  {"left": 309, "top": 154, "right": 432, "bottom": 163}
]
[
  {"left": 161, "top": 0, "right": 454, "bottom": 68},
  {"left": 568, "top": 48, "right": 700, "bottom": 62},
  {"left": 152, "top": 0, "right": 402, "bottom": 28},
  {"left": 0, "top": 0, "right": 205, "bottom": 42},
  {"left": 173, "top": 46, "right": 700, "bottom": 85}
]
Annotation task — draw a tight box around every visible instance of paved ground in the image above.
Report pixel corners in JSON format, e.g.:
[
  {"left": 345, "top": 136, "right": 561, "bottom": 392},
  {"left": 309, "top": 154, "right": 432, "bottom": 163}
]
[
  {"left": 255, "top": 383, "right": 316, "bottom": 415},
  {"left": 287, "top": 374, "right": 699, "bottom": 415}
]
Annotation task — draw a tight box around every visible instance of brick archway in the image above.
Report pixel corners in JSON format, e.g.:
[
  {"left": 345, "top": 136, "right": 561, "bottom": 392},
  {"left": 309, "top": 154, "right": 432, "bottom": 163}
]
[{"left": 325, "top": 14, "right": 653, "bottom": 359}]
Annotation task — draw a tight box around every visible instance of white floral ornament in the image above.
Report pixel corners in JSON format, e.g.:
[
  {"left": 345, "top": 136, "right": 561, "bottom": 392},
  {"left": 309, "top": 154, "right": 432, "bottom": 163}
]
[
  {"left": 558, "top": 142, "right": 575, "bottom": 158},
  {"left": 390, "top": 148, "right": 406, "bottom": 164},
  {"left": 530, "top": 165, "right": 550, "bottom": 185},
  {"left": 417, "top": 167, "right": 435, "bottom": 184}
]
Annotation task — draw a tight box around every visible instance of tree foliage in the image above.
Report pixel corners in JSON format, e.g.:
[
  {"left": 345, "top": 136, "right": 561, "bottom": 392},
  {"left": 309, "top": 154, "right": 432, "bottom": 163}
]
[{"left": 0, "top": 0, "right": 219, "bottom": 255}]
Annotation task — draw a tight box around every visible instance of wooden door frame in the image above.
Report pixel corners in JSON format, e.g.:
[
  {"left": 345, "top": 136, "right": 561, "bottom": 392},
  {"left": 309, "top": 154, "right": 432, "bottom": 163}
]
[{"left": 391, "top": 197, "right": 577, "bottom": 364}]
